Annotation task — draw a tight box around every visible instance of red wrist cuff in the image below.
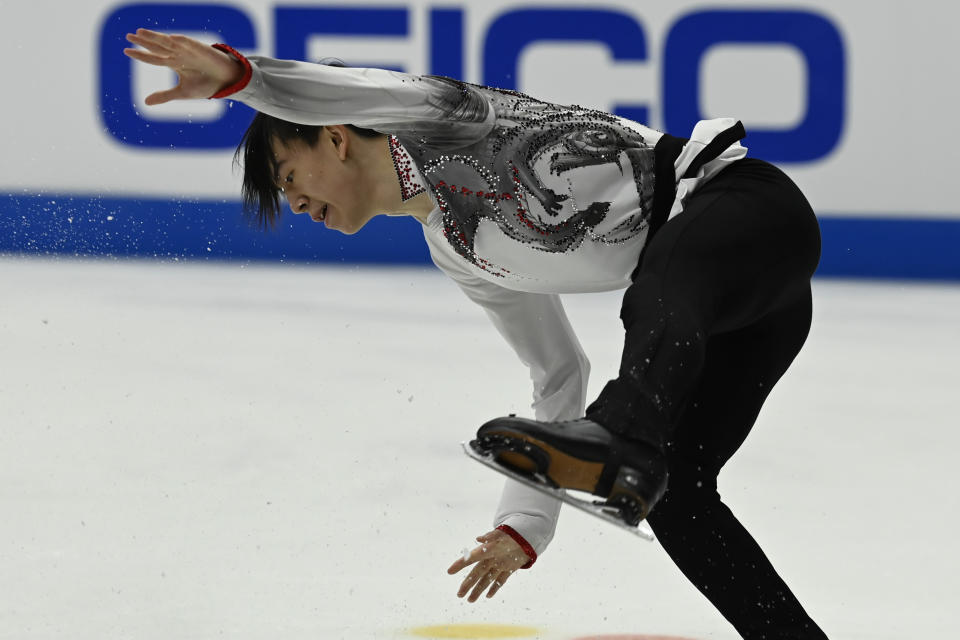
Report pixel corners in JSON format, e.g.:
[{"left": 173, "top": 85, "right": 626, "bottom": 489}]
[
  {"left": 496, "top": 524, "right": 537, "bottom": 569},
  {"left": 209, "top": 43, "right": 252, "bottom": 98}
]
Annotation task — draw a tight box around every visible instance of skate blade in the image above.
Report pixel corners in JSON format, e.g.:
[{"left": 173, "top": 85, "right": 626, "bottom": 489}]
[{"left": 463, "top": 442, "right": 655, "bottom": 541}]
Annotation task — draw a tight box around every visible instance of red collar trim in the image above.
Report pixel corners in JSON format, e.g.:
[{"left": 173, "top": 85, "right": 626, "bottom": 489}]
[{"left": 388, "top": 136, "right": 426, "bottom": 201}]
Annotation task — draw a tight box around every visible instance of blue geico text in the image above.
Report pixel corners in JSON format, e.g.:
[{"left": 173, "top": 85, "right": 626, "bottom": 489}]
[{"left": 99, "top": 3, "right": 845, "bottom": 163}]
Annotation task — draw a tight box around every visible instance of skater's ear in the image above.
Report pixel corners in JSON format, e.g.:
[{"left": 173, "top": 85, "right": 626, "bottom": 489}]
[{"left": 324, "top": 125, "right": 351, "bottom": 162}]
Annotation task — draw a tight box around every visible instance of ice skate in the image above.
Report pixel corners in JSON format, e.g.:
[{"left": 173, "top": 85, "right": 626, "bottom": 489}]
[{"left": 468, "top": 416, "right": 668, "bottom": 530}]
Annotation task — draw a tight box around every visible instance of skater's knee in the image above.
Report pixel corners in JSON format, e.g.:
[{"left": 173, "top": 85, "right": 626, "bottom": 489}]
[{"left": 646, "top": 466, "right": 719, "bottom": 526}]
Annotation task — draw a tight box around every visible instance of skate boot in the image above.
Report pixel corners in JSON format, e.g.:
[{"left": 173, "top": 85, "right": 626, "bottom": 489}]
[{"left": 471, "top": 417, "right": 668, "bottom": 526}]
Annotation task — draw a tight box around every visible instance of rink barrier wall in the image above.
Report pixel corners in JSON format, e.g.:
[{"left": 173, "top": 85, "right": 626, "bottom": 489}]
[{"left": 2, "top": 192, "right": 959, "bottom": 280}]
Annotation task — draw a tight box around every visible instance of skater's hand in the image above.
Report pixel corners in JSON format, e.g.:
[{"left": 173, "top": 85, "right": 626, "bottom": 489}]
[
  {"left": 123, "top": 28, "right": 245, "bottom": 104},
  {"left": 447, "top": 529, "right": 531, "bottom": 602}
]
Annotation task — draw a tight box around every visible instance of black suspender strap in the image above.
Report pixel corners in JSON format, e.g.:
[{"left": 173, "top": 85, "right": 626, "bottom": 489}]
[
  {"left": 681, "top": 120, "right": 746, "bottom": 180},
  {"left": 650, "top": 132, "right": 689, "bottom": 237}
]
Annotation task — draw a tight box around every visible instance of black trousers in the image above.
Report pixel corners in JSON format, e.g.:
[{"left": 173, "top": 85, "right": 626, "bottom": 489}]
[{"left": 585, "top": 158, "right": 828, "bottom": 639}]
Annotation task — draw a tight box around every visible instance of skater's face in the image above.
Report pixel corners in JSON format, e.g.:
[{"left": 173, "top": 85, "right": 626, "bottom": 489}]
[{"left": 271, "top": 126, "right": 377, "bottom": 235}]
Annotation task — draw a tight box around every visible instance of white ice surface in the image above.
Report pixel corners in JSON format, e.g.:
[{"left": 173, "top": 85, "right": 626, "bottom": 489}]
[{"left": 1, "top": 256, "right": 958, "bottom": 640}]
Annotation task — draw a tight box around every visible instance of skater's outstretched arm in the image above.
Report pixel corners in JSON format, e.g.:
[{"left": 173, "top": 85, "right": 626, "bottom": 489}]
[{"left": 124, "top": 29, "right": 494, "bottom": 145}]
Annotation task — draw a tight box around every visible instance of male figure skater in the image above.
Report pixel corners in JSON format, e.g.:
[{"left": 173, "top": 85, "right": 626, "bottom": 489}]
[{"left": 124, "top": 29, "right": 828, "bottom": 638}]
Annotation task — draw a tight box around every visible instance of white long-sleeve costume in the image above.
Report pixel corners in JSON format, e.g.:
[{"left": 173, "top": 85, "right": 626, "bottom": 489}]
[{"left": 217, "top": 50, "right": 745, "bottom": 561}]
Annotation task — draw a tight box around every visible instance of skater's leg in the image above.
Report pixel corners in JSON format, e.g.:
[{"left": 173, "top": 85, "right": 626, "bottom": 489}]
[
  {"left": 647, "top": 292, "right": 828, "bottom": 640},
  {"left": 586, "top": 158, "right": 821, "bottom": 453},
  {"left": 475, "top": 159, "right": 820, "bottom": 523}
]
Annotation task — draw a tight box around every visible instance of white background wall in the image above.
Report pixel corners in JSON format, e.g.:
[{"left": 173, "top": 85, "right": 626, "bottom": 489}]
[{"left": 1, "top": 0, "right": 957, "bottom": 220}]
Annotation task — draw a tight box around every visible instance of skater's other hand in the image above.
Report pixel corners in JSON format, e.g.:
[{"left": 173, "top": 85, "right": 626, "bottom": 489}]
[
  {"left": 447, "top": 529, "right": 531, "bottom": 602},
  {"left": 123, "top": 28, "right": 245, "bottom": 104}
]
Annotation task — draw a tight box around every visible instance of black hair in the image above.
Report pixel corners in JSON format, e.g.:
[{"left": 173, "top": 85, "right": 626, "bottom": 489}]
[{"left": 234, "top": 59, "right": 385, "bottom": 229}]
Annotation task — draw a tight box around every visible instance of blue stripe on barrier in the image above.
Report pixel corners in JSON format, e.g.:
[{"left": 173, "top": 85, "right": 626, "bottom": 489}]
[
  {"left": 816, "top": 216, "right": 960, "bottom": 280},
  {"left": 0, "top": 192, "right": 428, "bottom": 265},
  {"left": 2, "top": 192, "right": 959, "bottom": 280}
]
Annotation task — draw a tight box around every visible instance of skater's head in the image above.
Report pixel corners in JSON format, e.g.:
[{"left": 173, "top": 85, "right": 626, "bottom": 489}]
[{"left": 236, "top": 112, "right": 387, "bottom": 233}]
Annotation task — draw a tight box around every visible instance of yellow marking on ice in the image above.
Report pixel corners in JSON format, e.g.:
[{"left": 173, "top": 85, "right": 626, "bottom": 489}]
[
  {"left": 408, "top": 623, "right": 540, "bottom": 638},
  {"left": 570, "top": 635, "right": 702, "bottom": 640}
]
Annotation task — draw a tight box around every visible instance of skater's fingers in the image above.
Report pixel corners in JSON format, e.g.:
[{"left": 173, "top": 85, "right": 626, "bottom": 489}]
[
  {"left": 447, "top": 544, "right": 484, "bottom": 574},
  {"left": 456, "top": 563, "right": 488, "bottom": 599},
  {"left": 486, "top": 571, "right": 512, "bottom": 599},
  {"left": 125, "top": 30, "right": 175, "bottom": 53},
  {"left": 447, "top": 556, "right": 471, "bottom": 574},
  {"left": 145, "top": 85, "right": 187, "bottom": 106},
  {"left": 123, "top": 47, "right": 173, "bottom": 67},
  {"left": 468, "top": 569, "right": 497, "bottom": 603}
]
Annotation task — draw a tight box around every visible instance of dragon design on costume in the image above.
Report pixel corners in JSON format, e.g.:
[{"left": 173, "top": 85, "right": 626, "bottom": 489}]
[{"left": 399, "top": 78, "right": 656, "bottom": 273}]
